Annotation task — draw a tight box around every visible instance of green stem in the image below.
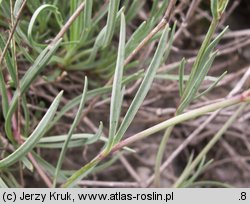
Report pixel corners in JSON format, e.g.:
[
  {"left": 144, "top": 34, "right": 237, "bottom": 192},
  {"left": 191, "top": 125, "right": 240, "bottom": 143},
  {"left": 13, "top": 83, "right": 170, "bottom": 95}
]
[
  {"left": 154, "top": 126, "right": 174, "bottom": 187},
  {"left": 154, "top": 17, "right": 220, "bottom": 186},
  {"left": 173, "top": 103, "right": 247, "bottom": 188},
  {"left": 62, "top": 91, "right": 250, "bottom": 187},
  {"left": 62, "top": 150, "right": 108, "bottom": 187},
  {"left": 180, "top": 18, "right": 218, "bottom": 102},
  {"left": 120, "top": 93, "right": 248, "bottom": 149}
]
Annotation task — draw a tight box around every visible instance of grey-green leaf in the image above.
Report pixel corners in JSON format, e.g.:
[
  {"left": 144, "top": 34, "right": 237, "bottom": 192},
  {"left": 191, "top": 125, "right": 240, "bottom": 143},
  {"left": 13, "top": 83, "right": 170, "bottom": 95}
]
[
  {"left": 195, "top": 71, "right": 227, "bottom": 99},
  {"left": 0, "top": 91, "right": 63, "bottom": 168},
  {"left": 177, "top": 51, "right": 218, "bottom": 114},
  {"left": 83, "top": 0, "right": 93, "bottom": 31},
  {"left": 86, "top": 122, "right": 103, "bottom": 145},
  {"left": 103, "top": 0, "right": 121, "bottom": 47},
  {"left": 0, "top": 177, "right": 8, "bottom": 188},
  {"left": 0, "top": 33, "right": 17, "bottom": 85},
  {"left": 211, "top": 0, "right": 218, "bottom": 19},
  {"left": 5, "top": 39, "right": 62, "bottom": 142},
  {"left": 53, "top": 77, "right": 88, "bottom": 186},
  {"left": 114, "top": 25, "right": 171, "bottom": 144},
  {"left": 107, "top": 13, "right": 126, "bottom": 149},
  {"left": 0, "top": 72, "right": 9, "bottom": 119},
  {"left": 179, "top": 58, "right": 186, "bottom": 97}
]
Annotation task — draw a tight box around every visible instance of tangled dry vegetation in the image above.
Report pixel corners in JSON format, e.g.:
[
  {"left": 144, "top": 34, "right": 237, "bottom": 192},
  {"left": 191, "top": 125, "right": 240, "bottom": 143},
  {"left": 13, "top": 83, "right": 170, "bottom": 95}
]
[{"left": 0, "top": 0, "right": 250, "bottom": 188}]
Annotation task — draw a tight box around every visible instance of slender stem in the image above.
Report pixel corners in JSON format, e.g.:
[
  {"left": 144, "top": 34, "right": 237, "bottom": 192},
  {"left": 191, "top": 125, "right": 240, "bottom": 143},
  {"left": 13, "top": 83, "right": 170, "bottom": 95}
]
[
  {"left": 173, "top": 103, "right": 247, "bottom": 188},
  {"left": 189, "top": 18, "right": 218, "bottom": 74},
  {"left": 27, "top": 153, "right": 52, "bottom": 187},
  {"left": 177, "top": 18, "right": 218, "bottom": 114},
  {"left": 154, "top": 16, "right": 220, "bottom": 186},
  {"left": 113, "top": 91, "right": 249, "bottom": 151},
  {"left": 124, "top": 0, "right": 177, "bottom": 66},
  {"left": 53, "top": 78, "right": 88, "bottom": 187},
  {"left": 62, "top": 91, "right": 250, "bottom": 187},
  {"left": 10, "top": 0, "right": 22, "bottom": 144},
  {"left": 62, "top": 150, "right": 108, "bottom": 187},
  {"left": 154, "top": 126, "right": 174, "bottom": 187},
  {"left": 51, "top": 2, "right": 85, "bottom": 46},
  {"left": 0, "top": 0, "right": 27, "bottom": 69}
]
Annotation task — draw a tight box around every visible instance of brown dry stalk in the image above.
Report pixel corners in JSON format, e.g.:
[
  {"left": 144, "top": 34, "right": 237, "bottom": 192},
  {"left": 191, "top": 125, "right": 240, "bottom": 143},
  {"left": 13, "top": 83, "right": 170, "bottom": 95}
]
[
  {"left": 0, "top": 0, "right": 27, "bottom": 68},
  {"left": 124, "top": 0, "right": 177, "bottom": 66},
  {"left": 27, "top": 153, "right": 52, "bottom": 187},
  {"left": 51, "top": 2, "right": 85, "bottom": 45}
]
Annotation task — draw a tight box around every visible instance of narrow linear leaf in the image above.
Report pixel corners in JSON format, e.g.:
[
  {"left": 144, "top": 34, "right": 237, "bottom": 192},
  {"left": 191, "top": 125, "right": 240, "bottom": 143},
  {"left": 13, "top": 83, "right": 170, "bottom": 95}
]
[
  {"left": 196, "top": 26, "right": 228, "bottom": 76},
  {"left": 21, "top": 96, "right": 30, "bottom": 136},
  {"left": 179, "top": 152, "right": 195, "bottom": 181},
  {"left": 162, "top": 22, "right": 176, "bottom": 62},
  {"left": 126, "top": 0, "right": 145, "bottom": 22},
  {"left": 188, "top": 181, "right": 232, "bottom": 188},
  {"left": 32, "top": 152, "right": 69, "bottom": 184},
  {"left": 46, "top": 70, "right": 142, "bottom": 132},
  {"left": 28, "top": 4, "right": 63, "bottom": 47},
  {"left": 114, "top": 25, "right": 171, "bottom": 144},
  {"left": 180, "top": 26, "right": 228, "bottom": 104},
  {"left": 5, "top": 39, "right": 62, "bottom": 142},
  {"left": 195, "top": 71, "right": 227, "bottom": 99},
  {"left": 211, "top": 0, "right": 218, "bottom": 19},
  {"left": 22, "top": 43, "right": 59, "bottom": 89},
  {"left": 0, "top": 1, "right": 10, "bottom": 17},
  {"left": 150, "top": 0, "right": 160, "bottom": 16},
  {"left": 0, "top": 72, "right": 9, "bottom": 119},
  {"left": 63, "top": 162, "right": 96, "bottom": 188},
  {"left": 85, "top": 122, "right": 103, "bottom": 145},
  {"left": 0, "top": 33, "right": 16, "bottom": 85},
  {"left": 174, "top": 104, "right": 247, "bottom": 187},
  {"left": 0, "top": 91, "right": 63, "bottom": 168},
  {"left": 182, "top": 158, "right": 213, "bottom": 188},
  {"left": 2, "top": 172, "right": 20, "bottom": 187},
  {"left": 218, "top": 0, "right": 229, "bottom": 15},
  {"left": 69, "top": 0, "right": 84, "bottom": 48},
  {"left": 83, "top": 0, "right": 93, "bottom": 31},
  {"left": 53, "top": 77, "right": 88, "bottom": 187},
  {"left": 181, "top": 156, "right": 207, "bottom": 187},
  {"left": 0, "top": 177, "right": 8, "bottom": 188},
  {"left": 36, "top": 141, "right": 88, "bottom": 149},
  {"left": 92, "top": 1, "right": 109, "bottom": 26},
  {"left": 156, "top": 74, "right": 217, "bottom": 82},
  {"left": 88, "top": 7, "right": 123, "bottom": 62},
  {"left": 180, "top": 23, "right": 224, "bottom": 102},
  {"left": 87, "top": 28, "right": 106, "bottom": 62},
  {"left": 38, "top": 134, "right": 96, "bottom": 144},
  {"left": 179, "top": 58, "right": 186, "bottom": 97},
  {"left": 21, "top": 156, "right": 34, "bottom": 172},
  {"left": 103, "top": 0, "right": 121, "bottom": 47},
  {"left": 108, "top": 13, "right": 126, "bottom": 149},
  {"left": 64, "top": 90, "right": 250, "bottom": 188},
  {"left": 151, "top": 0, "right": 169, "bottom": 23},
  {"left": 92, "top": 153, "right": 120, "bottom": 175},
  {"left": 116, "top": 86, "right": 125, "bottom": 127},
  {"left": 69, "top": 0, "right": 78, "bottom": 44},
  {"left": 36, "top": 133, "right": 134, "bottom": 152},
  {"left": 13, "top": 0, "right": 24, "bottom": 17},
  {"left": 177, "top": 51, "right": 218, "bottom": 114},
  {"left": 125, "top": 21, "right": 147, "bottom": 56}
]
